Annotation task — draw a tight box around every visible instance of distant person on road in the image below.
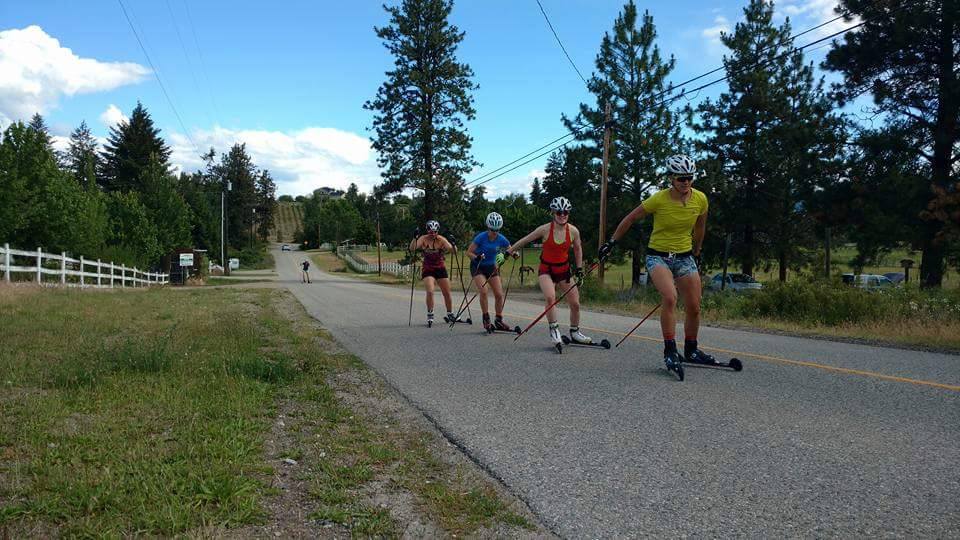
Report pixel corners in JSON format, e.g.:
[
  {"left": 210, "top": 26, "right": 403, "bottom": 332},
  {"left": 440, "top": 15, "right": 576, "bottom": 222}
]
[
  {"left": 301, "top": 259, "right": 311, "bottom": 283},
  {"left": 466, "top": 212, "right": 515, "bottom": 332},
  {"left": 599, "top": 154, "right": 716, "bottom": 369},
  {"left": 508, "top": 196, "right": 593, "bottom": 348},
  {"left": 409, "top": 220, "right": 457, "bottom": 326}
]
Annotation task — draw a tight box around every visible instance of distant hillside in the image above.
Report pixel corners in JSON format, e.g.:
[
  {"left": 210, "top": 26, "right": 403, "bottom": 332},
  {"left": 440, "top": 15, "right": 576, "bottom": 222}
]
[{"left": 270, "top": 201, "right": 305, "bottom": 243}]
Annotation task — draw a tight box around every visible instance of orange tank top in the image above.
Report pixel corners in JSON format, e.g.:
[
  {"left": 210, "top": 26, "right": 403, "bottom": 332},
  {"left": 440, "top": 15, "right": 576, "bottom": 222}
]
[{"left": 541, "top": 222, "right": 571, "bottom": 264}]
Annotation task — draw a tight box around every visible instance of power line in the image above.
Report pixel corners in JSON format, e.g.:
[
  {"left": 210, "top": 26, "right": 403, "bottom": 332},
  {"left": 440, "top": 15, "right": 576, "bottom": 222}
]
[
  {"left": 466, "top": 15, "right": 881, "bottom": 191},
  {"left": 534, "top": 0, "right": 588, "bottom": 87},
  {"left": 181, "top": 0, "right": 224, "bottom": 128},
  {"left": 164, "top": 0, "right": 212, "bottom": 127},
  {"left": 116, "top": 0, "right": 201, "bottom": 155}
]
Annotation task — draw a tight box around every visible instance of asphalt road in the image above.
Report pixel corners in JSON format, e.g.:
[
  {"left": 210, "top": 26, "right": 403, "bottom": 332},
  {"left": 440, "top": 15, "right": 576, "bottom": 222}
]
[{"left": 281, "top": 248, "right": 959, "bottom": 538}]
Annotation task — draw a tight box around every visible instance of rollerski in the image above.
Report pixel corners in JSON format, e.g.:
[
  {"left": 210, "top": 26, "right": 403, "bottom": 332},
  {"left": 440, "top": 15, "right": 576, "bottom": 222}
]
[
  {"left": 664, "top": 350, "right": 684, "bottom": 381},
  {"left": 427, "top": 313, "right": 434, "bottom": 328},
  {"left": 488, "top": 317, "right": 521, "bottom": 335},
  {"left": 685, "top": 349, "right": 743, "bottom": 371},
  {"left": 560, "top": 327, "right": 611, "bottom": 349},
  {"left": 481, "top": 313, "right": 493, "bottom": 333},
  {"left": 549, "top": 322, "right": 563, "bottom": 354}
]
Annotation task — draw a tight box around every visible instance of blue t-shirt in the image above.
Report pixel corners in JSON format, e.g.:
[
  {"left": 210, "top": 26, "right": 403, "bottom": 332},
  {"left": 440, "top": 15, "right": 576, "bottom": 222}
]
[{"left": 471, "top": 231, "right": 510, "bottom": 267}]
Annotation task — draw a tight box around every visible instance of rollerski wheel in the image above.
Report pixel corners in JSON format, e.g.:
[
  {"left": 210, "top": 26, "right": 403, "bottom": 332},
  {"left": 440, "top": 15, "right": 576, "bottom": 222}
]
[
  {"left": 684, "top": 351, "right": 743, "bottom": 372},
  {"left": 664, "top": 352, "right": 684, "bottom": 381},
  {"left": 554, "top": 343, "right": 563, "bottom": 354},
  {"left": 560, "top": 336, "right": 612, "bottom": 349}
]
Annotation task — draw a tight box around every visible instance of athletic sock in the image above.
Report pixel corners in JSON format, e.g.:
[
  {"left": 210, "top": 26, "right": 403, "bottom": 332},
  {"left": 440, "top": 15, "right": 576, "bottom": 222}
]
[
  {"left": 664, "top": 338, "right": 677, "bottom": 356},
  {"left": 684, "top": 338, "right": 698, "bottom": 358}
]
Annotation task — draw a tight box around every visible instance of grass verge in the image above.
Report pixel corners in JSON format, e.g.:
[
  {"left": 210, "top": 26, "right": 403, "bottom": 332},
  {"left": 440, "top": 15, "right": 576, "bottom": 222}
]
[{"left": 0, "top": 286, "right": 537, "bottom": 536}]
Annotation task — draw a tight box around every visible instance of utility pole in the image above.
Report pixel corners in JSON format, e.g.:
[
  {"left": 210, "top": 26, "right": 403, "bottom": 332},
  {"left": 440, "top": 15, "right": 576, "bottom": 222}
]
[
  {"left": 598, "top": 102, "right": 612, "bottom": 282},
  {"left": 721, "top": 233, "right": 731, "bottom": 291},
  {"left": 224, "top": 180, "right": 231, "bottom": 276},
  {"left": 824, "top": 226, "right": 832, "bottom": 279},
  {"left": 376, "top": 212, "right": 383, "bottom": 276}
]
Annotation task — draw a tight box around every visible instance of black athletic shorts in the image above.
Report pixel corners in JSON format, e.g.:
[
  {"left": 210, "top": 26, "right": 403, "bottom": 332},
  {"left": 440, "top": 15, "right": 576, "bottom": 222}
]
[
  {"left": 421, "top": 267, "right": 448, "bottom": 280},
  {"left": 470, "top": 264, "right": 496, "bottom": 279}
]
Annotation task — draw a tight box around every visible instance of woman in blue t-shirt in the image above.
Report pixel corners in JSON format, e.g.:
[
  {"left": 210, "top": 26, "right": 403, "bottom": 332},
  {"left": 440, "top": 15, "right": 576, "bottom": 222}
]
[{"left": 466, "top": 212, "right": 515, "bottom": 332}]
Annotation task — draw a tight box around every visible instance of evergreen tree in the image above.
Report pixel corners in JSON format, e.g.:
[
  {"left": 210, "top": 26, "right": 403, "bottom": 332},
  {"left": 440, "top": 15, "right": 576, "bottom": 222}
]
[
  {"left": 139, "top": 156, "right": 193, "bottom": 255},
  {"left": 104, "top": 191, "right": 161, "bottom": 268},
  {"left": 66, "top": 121, "right": 100, "bottom": 189},
  {"left": 691, "top": 0, "right": 843, "bottom": 278},
  {"left": 364, "top": 0, "right": 479, "bottom": 220},
  {"left": 824, "top": 0, "right": 959, "bottom": 287},
  {"left": 99, "top": 102, "right": 171, "bottom": 193},
  {"left": 0, "top": 122, "right": 39, "bottom": 245},
  {"left": 218, "top": 143, "right": 259, "bottom": 249},
  {"left": 255, "top": 170, "right": 277, "bottom": 241},
  {"left": 563, "top": 1, "right": 685, "bottom": 282},
  {"left": 28, "top": 113, "right": 52, "bottom": 148}
]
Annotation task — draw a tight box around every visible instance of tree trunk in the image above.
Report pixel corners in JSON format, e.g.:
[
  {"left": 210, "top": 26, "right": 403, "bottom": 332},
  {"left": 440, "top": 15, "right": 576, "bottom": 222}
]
[
  {"left": 921, "top": 2, "right": 958, "bottom": 288},
  {"left": 631, "top": 244, "right": 646, "bottom": 286},
  {"left": 778, "top": 248, "right": 787, "bottom": 282},
  {"left": 742, "top": 224, "right": 755, "bottom": 276}
]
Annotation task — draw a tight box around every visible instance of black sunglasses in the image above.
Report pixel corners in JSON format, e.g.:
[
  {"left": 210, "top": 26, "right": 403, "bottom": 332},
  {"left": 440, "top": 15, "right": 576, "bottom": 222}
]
[
  {"left": 554, "top": 210, "right": 569, "bottom": 216},
  {"left": 673, "top": 176, "right": 693, "bottom": 183}
]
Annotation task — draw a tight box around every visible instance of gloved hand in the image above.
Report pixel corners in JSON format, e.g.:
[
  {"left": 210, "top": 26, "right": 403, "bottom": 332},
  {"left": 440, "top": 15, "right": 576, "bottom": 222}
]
[
  {"left": 574, "top": 266, "right": 585, "bottom": 283},
  {"left": 511, "top": 250, "right": 521, "bottom": 259},
  {"left": 598, "top": 239, "right": 617, "bottom": 261},
  {"left": 495, "top": 253, "right": 505, "bottom": 266},
  {"left": 476, "top": 252, "right": 486, "bottom": 262}
]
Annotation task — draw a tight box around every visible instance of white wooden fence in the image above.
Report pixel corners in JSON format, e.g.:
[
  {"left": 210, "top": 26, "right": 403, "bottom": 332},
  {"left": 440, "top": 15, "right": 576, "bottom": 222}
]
[
  {"left": 0, "top": 243, "right": 168, "bottom": 288},
  {"left": 337, "top": 247, "right": 413, "bottom": 278}
]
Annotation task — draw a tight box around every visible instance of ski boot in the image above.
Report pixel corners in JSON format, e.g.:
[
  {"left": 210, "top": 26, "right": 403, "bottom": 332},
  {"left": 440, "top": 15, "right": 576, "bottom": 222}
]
[
  {"left": 664, "top": 350, "right": 685, "bottom": 381},
  {"left": 491, "top": 316, "right": 521, "bottom": 335},
  {"left": 427, "top": 312, "right": 434, "bottom": 328},
  {"left": 482, "top": 313, "right": 493, "bottom": 333},
  {"left": 549, "top": 322, "right": 563, "bottom": 353},
  {"left": 561, "top": 327, "right": 612, "bottom": 349},
  {"left": 685, "top": 349, "right": 743, "bottom": 371}
]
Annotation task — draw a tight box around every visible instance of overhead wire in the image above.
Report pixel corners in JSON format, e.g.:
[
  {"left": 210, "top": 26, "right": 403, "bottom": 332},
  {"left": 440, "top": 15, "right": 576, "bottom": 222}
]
[
  {"left": 535, "top": 0, "right": 589, "bottom": 87},
  {"left": 464, "top": 4, "right": 903, "bottom": 190},
  {"left": 164, "top": 0, "right": 211, "bottom": 127},
  {"left": 116, "top": 0, "right": 201, "bottom": 156}
]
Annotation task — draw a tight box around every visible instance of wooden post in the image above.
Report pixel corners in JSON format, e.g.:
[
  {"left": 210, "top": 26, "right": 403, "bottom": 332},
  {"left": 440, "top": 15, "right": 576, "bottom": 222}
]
[
  {"left": 110, "top": 262, "right": 115, "bottom": 288},
  {"left": 376, "top": 214, "right": 382, "bottom": 276},
  {"left": 824, "top": 226, "right": 832, "bottom": 279},
  {"left": 80, "top": 256, "right": 86, "bottom": 287},
  {"left": 61, "top": 252, "right": 67, "bottom": 285},
  {"left": 3, "top": 243, "right": 9, "bottom": 283},
  {"left": 97, "top": 259, "right": 102, "bottom": 287},
  {"left": 721, "top": 233, "right": 731, "bottom": 291},
  {"left": 36, "top": 247, "right": 42, "bottom": 284},
  {"left": 598, "top": 102, "right": 612, "bottom": 282},
  {"left": 121, "top": 264, "right": 126, "bottom": 288}
]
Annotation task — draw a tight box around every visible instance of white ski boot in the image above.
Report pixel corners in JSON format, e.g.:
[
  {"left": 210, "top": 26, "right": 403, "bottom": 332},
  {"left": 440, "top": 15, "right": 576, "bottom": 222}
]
[
  {"left": 569, "top": 326, "right": 593, "bottom": 345},
  {"left": 427, "top": 312, "right": 435, "bottom": 328},
  {"left": 549, "top": 322, "right": 563, "bottom": 353}
]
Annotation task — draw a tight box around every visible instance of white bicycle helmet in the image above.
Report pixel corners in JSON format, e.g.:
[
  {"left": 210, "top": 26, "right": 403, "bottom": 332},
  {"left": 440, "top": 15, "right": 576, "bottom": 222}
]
[
  {"left": 665, "top": 154, "right": 696, "bottom": 176},
  {"left": 549, "top": 196, "right": 573, "bottom": 212},
  {"left": 485, "top": 212, "right": 503, "bottom": 231},
  {"left": 426, "top": 220, "right": 440, "bottom": 233}
]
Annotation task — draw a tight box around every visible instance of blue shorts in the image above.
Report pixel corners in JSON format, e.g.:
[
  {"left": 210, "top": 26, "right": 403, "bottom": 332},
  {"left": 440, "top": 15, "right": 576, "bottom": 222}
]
[{"left": 646, "top": 254, "right": 698, "bottom": 279}]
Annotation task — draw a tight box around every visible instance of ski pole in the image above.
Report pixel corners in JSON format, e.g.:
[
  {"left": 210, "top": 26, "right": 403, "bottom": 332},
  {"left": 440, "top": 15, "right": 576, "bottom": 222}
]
[
  {"left": 615, "top": 302, "right": 661, "bottom": 347},
  {"left": 501, "top": 256, "right": 518, "bottom": 307},
  {"left": 449, "top": 258, "right": 507, "bottom": 328},
  {"left": 408, "top": 262, "right": 417, "bottom": 327},
  {"left": 455, "top": 246, "right": 474, "bottom": 322},
  {"left": 514, "top": 261, "right": 600, "bottom": 342}
]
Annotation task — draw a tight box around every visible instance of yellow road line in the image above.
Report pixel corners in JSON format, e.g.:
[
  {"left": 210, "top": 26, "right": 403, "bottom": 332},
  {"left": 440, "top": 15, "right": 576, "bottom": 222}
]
[{"left": 312, "top": 275, "right": 960, "bottom": 393}]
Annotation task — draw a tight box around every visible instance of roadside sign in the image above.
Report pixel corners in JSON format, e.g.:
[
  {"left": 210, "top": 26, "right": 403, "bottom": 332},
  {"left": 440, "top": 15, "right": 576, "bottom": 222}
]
[{"left": 179, "top": 253, "right": 194, "bottom": 267}]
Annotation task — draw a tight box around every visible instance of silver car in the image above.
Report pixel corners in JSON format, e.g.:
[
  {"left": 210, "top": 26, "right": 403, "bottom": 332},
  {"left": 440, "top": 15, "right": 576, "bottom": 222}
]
[{"left": 708, "top": 273, "right": 763, "bottom": 292}]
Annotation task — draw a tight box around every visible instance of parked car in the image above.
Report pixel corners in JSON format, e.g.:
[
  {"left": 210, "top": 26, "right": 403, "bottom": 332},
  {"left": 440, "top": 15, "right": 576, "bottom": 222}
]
[
  {"left": 841, "top": 273, "right": 897, "bottom": 290},
  {"left": 708, "top": 273, "right": 763, "bottom": 292},
  {"left": 281, "top": 244, "right": 291, "bottom": 251},
  {"left": 883, "top": 272, "right": 905, "bottom": 284}
]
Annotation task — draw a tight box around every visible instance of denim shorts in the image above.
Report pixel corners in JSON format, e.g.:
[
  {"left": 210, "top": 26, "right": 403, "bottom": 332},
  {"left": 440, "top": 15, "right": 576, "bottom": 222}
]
[{"left": 646, "top": 254, "right": 698, "bottom": 279}]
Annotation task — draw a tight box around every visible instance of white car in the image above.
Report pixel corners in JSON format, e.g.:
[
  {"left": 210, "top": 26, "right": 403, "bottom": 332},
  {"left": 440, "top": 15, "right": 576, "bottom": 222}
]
[{"left": 281, "top": 244, "right": 291, "bottom": 251}]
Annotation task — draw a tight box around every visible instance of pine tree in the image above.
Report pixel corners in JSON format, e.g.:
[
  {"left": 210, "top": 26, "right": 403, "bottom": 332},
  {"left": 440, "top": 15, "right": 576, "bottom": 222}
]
[
  {"left": 99, "top": 102, "right": 171, "bottom": 193},
  {"left": 563, "top": 1, "right": 685, "bottom": 282},
  {"left": 825, "top": 0, "right": 959, "bottom": 287},
  {"left": 66, "top": 121, "right": 100, "bottom": 189},
  {"left": 255, "top": 170, "right": 277, "bottom": 241},
  {"left": 364, "top": 0, "right": 479, "bottom": 220},
  {"left": 218, "top": 143, "right": 258, "bottom": 249}
]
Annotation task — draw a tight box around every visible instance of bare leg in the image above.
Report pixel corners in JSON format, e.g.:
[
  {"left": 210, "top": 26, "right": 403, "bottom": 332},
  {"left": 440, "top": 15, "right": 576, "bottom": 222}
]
[
  {"left": 538, "top": 274, "right": 558, "bottom": 322},
  {"left": 438, "top": 277, "right": 453, "bottom": 313},
  {"left": 423, "top": 276, "right": 436, "bottom": 312},
  {"left": 489, "top": 276, "right": 505, "bottom": 316},
  {"left": 649, "top": 265, "right": 678, "bottom": 340},
  {"left": 676, "top": 271, "right": 702, "bottom": 340},
  {"left": 473, "top": 274, "right": 489, "bottom": 315},
  {"left": 558, "top": 279, "right": 580, "bottom": 327}
]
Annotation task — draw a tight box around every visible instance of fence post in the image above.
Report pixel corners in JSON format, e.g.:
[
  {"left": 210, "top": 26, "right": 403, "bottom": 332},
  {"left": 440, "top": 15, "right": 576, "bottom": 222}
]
[
  {"left": 61, "top": 252, "right": 67, "bottom": 285},
  {"left": 3, "top": 243, "right": 9, "bottom": 283},
  {"left": 80, "top": 256, "right": 85, "bottom": 288},
  {"left": 97, "top": 259, "right": 102, "bottom": 287},
  {"left": 121, "top": 264, "right": 126, "bottom": 288},
  {"left": 110, "top": 262, "right": 115, "bottom": 288},
  {"left": 36, "top": 247, "right": 42, "bottom": 284}
]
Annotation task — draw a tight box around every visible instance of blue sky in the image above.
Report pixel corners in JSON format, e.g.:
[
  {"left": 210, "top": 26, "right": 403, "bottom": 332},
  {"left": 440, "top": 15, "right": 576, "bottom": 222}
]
[{"left": 0, "top": 0, "right": 848, "bottom": 197}]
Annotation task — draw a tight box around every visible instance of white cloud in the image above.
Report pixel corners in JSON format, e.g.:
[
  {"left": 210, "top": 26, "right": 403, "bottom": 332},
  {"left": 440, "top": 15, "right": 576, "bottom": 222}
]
[
  {"left": 776, "top": 0, "right": 856, "bottom": 40},
  {"left": 168, "top": 126, "right": 380, "bottom": 196},
  {"left": 701, "top": 16, "right": 731, "bottom": 56},
  {"left": 479, "top": 168, "right": 542, "bottom": 200},
  {"left": 0, "top": 25, "right": 149, "bottom": 124},
  {"left": 99, "top": 104, "right": 127, "bottom": 128}
]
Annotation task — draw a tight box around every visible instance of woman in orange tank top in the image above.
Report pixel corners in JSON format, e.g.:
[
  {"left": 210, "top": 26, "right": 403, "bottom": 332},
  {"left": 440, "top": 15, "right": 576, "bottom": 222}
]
[{"left": 508, "top": 197, "right": 594, "bottom": 348}]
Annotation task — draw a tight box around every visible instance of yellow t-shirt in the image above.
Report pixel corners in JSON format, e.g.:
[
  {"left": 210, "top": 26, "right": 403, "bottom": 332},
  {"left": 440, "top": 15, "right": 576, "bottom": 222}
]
[{"left": 641, "top": 188, "right": 708, "bottom": 253}]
